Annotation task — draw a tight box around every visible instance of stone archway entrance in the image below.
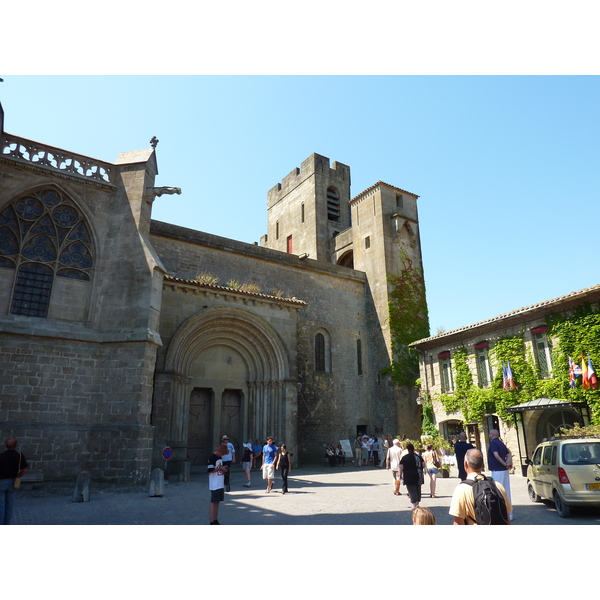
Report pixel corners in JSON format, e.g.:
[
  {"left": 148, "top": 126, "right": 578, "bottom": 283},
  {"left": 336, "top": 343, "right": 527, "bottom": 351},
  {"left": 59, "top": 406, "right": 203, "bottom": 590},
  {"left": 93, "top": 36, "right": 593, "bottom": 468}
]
[{"left": 163, "top": 305, "right": 297, "bottom": 468}]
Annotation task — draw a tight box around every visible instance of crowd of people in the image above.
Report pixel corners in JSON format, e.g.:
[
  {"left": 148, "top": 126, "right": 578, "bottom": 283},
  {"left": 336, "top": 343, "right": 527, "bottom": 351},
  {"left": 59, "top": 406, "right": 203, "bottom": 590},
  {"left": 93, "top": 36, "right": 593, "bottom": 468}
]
[
  {"left": 0, "top": 428, "right": 512, "bottom": 526},
  {"left": 207, "top": 434, "right": 294, "bottom": 524},
  {"left": 383, "top": 430, "right": 513, "bottom": 525}
]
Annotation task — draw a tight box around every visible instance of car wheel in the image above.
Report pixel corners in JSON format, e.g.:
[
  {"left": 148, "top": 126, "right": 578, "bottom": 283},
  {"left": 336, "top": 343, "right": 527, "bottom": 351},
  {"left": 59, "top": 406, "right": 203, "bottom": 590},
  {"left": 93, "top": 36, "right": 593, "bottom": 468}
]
[
  {"left": 553, "top": 490, "right": 571, "bottom": 518},
  {"left": 528, "top": 481, "right": 541, "bottom": 503}
]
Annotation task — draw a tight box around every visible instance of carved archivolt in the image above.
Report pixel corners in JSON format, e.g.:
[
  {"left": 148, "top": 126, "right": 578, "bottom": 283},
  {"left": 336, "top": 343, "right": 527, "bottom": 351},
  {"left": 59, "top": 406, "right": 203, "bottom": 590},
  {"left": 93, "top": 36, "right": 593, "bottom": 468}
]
[{"left": 165, "top": 305, "right": 290, "bottom": 382}]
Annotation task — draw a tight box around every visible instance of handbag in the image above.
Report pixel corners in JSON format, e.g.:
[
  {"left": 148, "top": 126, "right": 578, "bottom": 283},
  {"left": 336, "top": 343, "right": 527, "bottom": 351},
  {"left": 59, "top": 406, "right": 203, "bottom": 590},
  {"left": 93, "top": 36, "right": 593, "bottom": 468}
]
[
  {"left": 433, "top": 451, "right": 441, "bottom": 469},
  {"left": 13, "top": 453, "right": 22, "bottom": 490}
]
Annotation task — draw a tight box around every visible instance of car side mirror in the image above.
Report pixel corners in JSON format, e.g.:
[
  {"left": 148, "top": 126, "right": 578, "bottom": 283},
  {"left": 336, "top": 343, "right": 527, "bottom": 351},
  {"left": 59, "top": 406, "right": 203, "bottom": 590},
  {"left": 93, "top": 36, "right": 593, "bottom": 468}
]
[{"left": 524, "top": 458, "right": 532, "bottom": 466}]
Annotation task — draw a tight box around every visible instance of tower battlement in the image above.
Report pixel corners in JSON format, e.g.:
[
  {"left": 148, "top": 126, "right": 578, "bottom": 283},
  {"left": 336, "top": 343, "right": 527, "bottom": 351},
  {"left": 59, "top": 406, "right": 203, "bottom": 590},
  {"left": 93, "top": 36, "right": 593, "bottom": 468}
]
[{"left": 267, "top": 153, "right": 350, "bottom": 208}]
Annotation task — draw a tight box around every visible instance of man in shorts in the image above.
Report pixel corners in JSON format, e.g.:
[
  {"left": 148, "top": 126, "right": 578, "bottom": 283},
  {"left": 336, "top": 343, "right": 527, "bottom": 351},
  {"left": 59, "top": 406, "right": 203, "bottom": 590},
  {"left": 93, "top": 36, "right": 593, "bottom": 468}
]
[
  {"left": 262, "top": 436, "right": 278, "bottom": 493},
  {"left": 207, "top": 443, "right": 228, "bottom": 525},
  {"left": 386, "top": 438, "right": 403, "bottom": 495}
]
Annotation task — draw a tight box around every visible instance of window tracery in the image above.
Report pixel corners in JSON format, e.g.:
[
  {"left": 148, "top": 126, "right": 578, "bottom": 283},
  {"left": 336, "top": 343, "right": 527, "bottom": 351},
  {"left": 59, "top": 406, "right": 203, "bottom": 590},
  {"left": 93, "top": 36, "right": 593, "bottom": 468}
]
[{"left": 0, "top": 188, "right": 94, "bottom": 317}]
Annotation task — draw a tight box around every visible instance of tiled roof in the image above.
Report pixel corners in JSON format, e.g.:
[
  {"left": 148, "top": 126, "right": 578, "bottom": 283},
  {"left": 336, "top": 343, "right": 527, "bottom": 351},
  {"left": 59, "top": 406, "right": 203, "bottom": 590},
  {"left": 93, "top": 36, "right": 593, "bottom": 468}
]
[
  {"left": 410, "top": 283, "right": 600, "bottom": 347},
  {"left": 350, "top": 180, "right": 419, "bottom": 204},
  {"left": 163, "top": 274, "right": 308, "bottom": 306}
]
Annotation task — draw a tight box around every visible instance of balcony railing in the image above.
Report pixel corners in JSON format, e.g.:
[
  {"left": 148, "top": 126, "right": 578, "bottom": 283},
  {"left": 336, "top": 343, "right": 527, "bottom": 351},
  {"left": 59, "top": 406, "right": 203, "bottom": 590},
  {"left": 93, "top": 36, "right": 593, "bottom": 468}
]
[{"left": 1, "top": 132, "right": 115, "bottom": 184}]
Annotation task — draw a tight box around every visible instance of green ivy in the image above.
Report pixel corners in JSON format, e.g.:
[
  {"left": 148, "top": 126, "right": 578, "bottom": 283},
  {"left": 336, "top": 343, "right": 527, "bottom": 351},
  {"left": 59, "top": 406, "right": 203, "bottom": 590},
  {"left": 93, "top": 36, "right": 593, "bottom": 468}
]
[
  {"left": 436, "top": 306, "right": 600, "bottom": 429},
  {"left": 421, "top": 398, "right": 439, "bottom": 436},
  {"left": 382, "top": 249, "right": 430, "bottom": 386},
  {"left": 546, "top": 306, "right": 600, "bottom": 422}
]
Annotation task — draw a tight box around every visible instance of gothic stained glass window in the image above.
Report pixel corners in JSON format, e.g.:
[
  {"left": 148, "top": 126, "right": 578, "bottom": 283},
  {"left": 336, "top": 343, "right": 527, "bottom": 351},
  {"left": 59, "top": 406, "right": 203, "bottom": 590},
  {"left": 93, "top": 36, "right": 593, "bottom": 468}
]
[{"left": 0, "top": 188, "right": 94, "bottom": 317}]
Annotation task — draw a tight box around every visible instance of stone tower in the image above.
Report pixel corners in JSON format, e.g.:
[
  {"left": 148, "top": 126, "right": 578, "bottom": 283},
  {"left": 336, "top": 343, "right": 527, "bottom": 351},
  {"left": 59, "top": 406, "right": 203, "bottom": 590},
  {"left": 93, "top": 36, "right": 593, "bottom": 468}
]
[
  {"left": 346, "top": 181, "right": 423, "bottom": 353},
  {"left": 261, "top": 153, "right": 351, "bottom": 261},
  {"left": 261, "top": 153, "right": 425, "bottom": 439}
]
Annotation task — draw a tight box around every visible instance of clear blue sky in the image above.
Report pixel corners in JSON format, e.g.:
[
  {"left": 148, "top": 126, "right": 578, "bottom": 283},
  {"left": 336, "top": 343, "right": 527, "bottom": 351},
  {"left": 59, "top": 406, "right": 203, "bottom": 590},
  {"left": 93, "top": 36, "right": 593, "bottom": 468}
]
[{"left": 1, "top": 75, "right": 598, "bottom": 334}]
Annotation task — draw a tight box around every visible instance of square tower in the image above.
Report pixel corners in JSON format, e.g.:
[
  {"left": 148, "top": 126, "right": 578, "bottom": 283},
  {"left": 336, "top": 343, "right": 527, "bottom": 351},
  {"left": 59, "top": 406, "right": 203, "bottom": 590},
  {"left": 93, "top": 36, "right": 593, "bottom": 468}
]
[{"left": 261, "top": 153, "right": 351, "bottom": 262}]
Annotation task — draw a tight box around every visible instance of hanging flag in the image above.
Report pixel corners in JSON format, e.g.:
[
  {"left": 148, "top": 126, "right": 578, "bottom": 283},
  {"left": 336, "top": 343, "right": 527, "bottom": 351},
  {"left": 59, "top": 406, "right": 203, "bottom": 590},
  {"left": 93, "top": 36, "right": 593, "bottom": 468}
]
[
  {"left": 503, "top": 361, "right": 516, "bottom": 391},
  {"left": 569, "top": 356, "right": 582, "bottom": 389},
  {"left": 506, "top": 360, "right": 516, "bottom": 390},
  {"left": 582, "top": 354, "right": 589, "bottom": 389},
  {"left": 588, "top": 355, "right": 597, "bottom": 390}
]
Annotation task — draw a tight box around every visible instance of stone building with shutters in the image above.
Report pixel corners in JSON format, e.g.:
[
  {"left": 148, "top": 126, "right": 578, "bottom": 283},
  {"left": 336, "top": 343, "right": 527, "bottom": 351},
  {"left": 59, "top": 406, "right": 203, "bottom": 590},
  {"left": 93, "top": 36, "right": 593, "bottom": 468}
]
[
  {"left": 409, "top": 284, "right": 600, "bottom": 474},
  {"left": 0, "top": 101, "right": 426, "bottom": 482}
]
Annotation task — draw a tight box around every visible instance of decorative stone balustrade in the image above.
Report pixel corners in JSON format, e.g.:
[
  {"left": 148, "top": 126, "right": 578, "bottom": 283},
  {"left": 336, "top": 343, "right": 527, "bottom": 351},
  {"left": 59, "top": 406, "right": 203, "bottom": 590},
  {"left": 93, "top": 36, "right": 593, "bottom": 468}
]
[{"left": 1, "top": 132, "right": 114, "bottom": 184}]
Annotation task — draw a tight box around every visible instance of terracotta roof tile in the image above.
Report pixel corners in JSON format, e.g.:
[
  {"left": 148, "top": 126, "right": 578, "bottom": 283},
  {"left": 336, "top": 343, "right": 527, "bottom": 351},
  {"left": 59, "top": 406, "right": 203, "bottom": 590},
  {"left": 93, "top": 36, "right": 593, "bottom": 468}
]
[
  {"left": 410, "top": 283, "right": 600, "bottom": 346},
  {"left": 163, "top": 274, "right": 308, "bottom": 306}
]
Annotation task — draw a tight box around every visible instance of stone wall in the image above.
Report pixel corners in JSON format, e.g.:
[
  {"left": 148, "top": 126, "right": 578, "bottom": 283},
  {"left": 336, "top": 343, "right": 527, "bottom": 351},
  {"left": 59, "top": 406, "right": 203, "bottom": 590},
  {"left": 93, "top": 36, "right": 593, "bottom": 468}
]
[
  {"left": 0, "top": 139, "right": 161, "bottom": 482},
  {"left": 0, "top": 334, "right": 155, "bottom": 481},
  {"left": 150, "top": 221, "right": 409, "bottom": 462}
]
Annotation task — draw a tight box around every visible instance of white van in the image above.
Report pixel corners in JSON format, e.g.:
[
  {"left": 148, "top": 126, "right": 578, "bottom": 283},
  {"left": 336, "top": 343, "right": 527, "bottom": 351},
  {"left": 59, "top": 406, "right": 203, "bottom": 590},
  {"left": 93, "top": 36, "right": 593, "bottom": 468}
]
[{"left": 526, "top": 438, "right": 600, "bottom": 518}]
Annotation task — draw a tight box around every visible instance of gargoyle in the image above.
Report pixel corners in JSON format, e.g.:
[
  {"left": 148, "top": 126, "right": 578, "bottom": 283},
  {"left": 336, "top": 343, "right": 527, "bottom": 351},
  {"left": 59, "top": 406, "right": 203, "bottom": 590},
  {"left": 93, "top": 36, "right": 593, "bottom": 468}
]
[{"left": 150, "top": 187, "right": 182, "bottom": 197}]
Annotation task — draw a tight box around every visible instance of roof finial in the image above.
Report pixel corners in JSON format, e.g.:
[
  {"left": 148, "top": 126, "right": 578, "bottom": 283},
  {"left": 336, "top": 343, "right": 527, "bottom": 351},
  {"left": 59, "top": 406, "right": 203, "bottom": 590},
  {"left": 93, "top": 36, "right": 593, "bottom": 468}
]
[{"left": 150, "top": 136, "right": 159, "bottom": 148}]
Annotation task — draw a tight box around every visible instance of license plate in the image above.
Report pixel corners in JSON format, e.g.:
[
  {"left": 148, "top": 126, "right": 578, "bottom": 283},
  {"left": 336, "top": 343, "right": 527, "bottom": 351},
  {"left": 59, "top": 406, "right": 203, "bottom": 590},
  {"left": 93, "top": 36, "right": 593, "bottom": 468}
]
[{"left": 585, "top": 483, "right": 600, "bottom": 490}]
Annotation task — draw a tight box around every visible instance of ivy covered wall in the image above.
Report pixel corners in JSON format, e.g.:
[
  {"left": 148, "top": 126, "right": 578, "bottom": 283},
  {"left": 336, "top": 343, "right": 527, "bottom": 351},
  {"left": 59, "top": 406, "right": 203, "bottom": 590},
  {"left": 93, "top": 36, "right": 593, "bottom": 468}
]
[{"left": 435, "top": 304, "right": 600, "bottom": 428}]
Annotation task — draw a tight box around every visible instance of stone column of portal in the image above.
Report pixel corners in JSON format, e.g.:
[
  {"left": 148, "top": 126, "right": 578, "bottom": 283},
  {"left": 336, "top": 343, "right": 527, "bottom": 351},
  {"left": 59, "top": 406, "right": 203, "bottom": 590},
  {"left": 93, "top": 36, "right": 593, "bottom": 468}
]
[
  {"left": 168, "top": 374, "right": 191, "bottom": 477},
  {"left": 271, "top": 381, "right": 283, "bottom": 442},
  {"left": 212, "top": 387, "right": 225, "bottom": 448},
  {"left": 240, "top": 387, "right": 249, "bottom": 445},
  {"left": 247, "top": 382, "right": 256, "bottom": 441}
]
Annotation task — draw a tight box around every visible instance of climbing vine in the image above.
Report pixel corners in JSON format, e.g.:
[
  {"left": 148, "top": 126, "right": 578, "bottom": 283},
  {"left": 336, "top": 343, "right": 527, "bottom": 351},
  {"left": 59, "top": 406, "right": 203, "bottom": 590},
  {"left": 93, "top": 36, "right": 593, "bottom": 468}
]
[
  {"left": 383, "top": 249, "right": 430, "bottom": 386},
  {"left": 436, "top": 305, "right": 600, "bottom": 428},
  {"left": 546, "top": 305, "right": 600, "bottom": 422}
]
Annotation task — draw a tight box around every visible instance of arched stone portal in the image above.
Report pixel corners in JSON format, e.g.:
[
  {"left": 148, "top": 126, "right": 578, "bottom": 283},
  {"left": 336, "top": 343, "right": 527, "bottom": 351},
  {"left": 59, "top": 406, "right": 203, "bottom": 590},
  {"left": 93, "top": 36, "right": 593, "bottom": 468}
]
[{"left": 163, "top": 305, "right": 297, "bottom": 466}]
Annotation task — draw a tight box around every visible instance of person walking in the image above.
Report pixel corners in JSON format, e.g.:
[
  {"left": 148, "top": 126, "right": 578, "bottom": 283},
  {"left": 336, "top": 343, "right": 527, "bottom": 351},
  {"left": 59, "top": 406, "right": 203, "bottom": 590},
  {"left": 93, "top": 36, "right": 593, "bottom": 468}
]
[
  {"left": 453, "top": 432, "right": 474, "bottom": 481},
  {"left": 399, "top": 443, "right": 425, "bottom": 510},
  {"left": 354, "top": 435, "right": 363, "bottom": 466},
  {"left": 372, "top": 436, "right": 380, "bottom": 468},
  {"left": 241, "top": 442, "right": 253, "bottom": 487},
  {"left": 0, "top": 438, "right": 29, "bottom": 525},
  {"left": 262, "top": 436, "right": 278, "bottom": 493},
  {"left": 207, "top": 443, "right": 228, "bottom": 525},
  {"left": 488, "top": 429, "right": 513, "bottom": 521},
  {"left": 386, "top": 438, "right": 404, "bottom": 495},
  {"left": 380, "top": 434, "right": 390, "bottom": 468},
  {"left": 251, "top": 439, "right": 263, "bottom": 470},
  {"left": 449, "top": 448, "right": 511, "bottom": 525},
  {"left": 422, "top": 444, "right": 440, "bottom": 498},
  {"left": 361, "top": 436, "right": 370, "bottom": 466},
  {"left": 274, "top": 444, "right": 291, "bottom": 494},
  {"left": 220, "top": 435, "right": 236, "bottom": 492}
]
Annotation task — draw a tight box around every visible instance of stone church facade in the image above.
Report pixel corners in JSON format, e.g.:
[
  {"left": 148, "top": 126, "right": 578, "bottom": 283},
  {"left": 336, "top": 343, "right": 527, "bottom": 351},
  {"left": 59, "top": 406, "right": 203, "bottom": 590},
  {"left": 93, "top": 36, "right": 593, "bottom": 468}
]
[{"left": 0, "top": 102, "right": 425, "bottom": 482}]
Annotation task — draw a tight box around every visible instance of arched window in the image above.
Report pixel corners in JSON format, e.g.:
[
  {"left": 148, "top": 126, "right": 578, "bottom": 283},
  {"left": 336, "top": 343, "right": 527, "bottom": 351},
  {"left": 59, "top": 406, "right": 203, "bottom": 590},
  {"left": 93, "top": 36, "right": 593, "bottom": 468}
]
[
  {"left": 0, "top": 188, "right": 94, "bottom": 318},
  {"left": 315, "top": 333, "right": 326, "bottom": 373},
  {"left": 314, "top": 329, "right": 331, "bottom": 373},
  {"left": 327, "top": 187, "right": 340, "bottom": 222}
]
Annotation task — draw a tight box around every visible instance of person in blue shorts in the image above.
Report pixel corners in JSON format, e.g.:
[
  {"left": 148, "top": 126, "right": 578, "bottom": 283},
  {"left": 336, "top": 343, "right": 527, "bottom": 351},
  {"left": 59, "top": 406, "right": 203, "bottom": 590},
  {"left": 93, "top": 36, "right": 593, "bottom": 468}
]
[{"left": 262, "top": 436, "right": 278, "bottom": 493}]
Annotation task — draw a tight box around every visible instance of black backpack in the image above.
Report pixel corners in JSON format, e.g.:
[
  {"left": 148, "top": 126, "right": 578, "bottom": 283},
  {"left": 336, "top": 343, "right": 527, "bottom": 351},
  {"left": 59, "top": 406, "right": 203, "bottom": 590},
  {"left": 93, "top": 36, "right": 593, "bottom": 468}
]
[{"left": 462, "top": 475, "right": 509, "bottom": 525}]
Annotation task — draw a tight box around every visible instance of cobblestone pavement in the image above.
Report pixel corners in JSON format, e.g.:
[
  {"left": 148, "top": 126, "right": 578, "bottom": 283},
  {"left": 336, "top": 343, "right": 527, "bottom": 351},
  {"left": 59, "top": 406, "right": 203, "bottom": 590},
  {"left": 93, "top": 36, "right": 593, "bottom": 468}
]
[{"left": 10, "top": 463, "right": 600, "bottom": 525}]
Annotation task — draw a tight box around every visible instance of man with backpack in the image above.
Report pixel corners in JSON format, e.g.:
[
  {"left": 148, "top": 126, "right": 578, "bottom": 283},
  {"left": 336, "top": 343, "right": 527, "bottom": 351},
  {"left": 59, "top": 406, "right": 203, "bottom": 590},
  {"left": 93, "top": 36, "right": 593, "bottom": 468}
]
[{"left": 449, "top": 449, "right": 512, "bottom": 525}]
